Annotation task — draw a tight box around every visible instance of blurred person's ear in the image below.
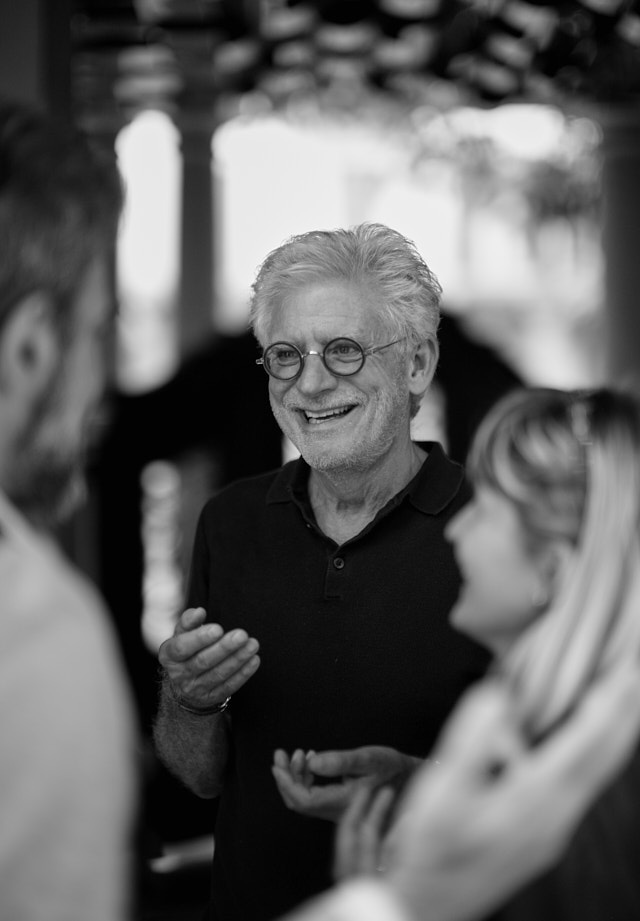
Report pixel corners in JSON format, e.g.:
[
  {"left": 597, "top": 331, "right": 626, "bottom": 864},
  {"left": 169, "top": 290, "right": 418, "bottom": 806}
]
[
  {"left": 536, "top": 539, "right": 574, "bottom": 607},
  {"left": 0, "top": 292, "right": 58, "bottom": 399},
  {"left": 407, "top": 336, "right": 439, "bottom": 401}
]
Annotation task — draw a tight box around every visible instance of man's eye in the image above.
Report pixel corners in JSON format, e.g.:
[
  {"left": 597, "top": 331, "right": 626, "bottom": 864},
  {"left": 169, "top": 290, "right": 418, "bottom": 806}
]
[
  {"left": 328, "top": 342, "right": 361, "bottom": 360},
  {"left": 273, "top": 349, "right": 298, "bottom": 365}
]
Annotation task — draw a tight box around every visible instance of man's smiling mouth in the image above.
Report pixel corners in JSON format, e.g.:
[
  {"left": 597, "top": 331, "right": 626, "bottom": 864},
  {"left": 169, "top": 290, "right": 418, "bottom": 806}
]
[{"left": 302, "top": 406, "right": 356, "bottom": 424}]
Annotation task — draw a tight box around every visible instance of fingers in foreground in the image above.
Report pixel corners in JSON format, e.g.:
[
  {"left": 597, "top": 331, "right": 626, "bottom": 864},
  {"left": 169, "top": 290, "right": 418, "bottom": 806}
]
[
  {"left": 356, "top": 786, "right": 396, "bottom": 874},
  {"left": 532, "top": 663, "right": 640, "bottom": 812},
  {"left": 333, "top": 785, "right": 394, "bottom": 880},
  {"left": 431, "top": 680, "right": 525, "bottom": 782},
  {"left": 333, "top": 785, "right": 373, "bottom": 880}
]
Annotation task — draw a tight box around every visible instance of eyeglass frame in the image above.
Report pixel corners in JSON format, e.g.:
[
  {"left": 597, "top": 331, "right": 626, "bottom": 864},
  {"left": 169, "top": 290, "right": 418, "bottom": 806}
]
[{"left": 255, "top": 336, "right": 405, "bottom": 382}]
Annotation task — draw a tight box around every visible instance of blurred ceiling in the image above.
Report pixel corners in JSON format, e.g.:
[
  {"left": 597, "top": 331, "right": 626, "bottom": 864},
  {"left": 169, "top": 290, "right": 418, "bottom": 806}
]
[{"left": 70, "top": 1, "right": 640, "bottom": 127}]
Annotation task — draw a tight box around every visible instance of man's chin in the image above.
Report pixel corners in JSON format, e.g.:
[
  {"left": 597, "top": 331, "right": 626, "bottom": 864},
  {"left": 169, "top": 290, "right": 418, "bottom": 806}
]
[
  {"left": 297, "top": 443, "right": 373, "bottom": 472},
  {"left": 289, "top": 429, "right": 347, "bottom": 467}
]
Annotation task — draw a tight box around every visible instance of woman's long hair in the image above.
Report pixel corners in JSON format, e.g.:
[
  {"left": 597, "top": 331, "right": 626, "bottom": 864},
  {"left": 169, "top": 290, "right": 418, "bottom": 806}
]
[{"left": 468, "top": 387, "right": 640, "bottom": 739}]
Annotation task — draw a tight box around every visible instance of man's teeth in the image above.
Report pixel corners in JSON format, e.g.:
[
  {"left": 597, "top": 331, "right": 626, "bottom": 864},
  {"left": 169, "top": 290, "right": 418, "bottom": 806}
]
[{"left": 304, "top": 407, "right": 353, "bottom": 424}]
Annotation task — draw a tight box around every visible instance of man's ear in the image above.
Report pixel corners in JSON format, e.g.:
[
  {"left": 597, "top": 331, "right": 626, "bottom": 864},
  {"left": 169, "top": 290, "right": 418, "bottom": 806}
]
[
  {"left": 0, "top": 292, "right": 58, "bottom": 397},
  {"left": 407, "top": 336, "right": 439, "bottom": 400}
]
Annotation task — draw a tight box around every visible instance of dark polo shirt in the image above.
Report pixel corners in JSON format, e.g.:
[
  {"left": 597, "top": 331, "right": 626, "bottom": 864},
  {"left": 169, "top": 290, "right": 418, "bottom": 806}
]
[{"left": 186, "top": 442, "right": 490, "bottom": 921}]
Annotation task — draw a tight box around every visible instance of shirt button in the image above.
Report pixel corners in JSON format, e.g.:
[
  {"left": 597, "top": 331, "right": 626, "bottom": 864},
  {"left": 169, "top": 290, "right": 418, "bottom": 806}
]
[{"left": 333, "top": 557, "right": 345, "bottom": 570}]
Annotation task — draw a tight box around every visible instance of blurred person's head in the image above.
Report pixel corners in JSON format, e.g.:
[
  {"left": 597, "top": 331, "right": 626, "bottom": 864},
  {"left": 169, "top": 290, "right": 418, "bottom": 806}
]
[
  {"left": 446, "top": 387, "right": 640, "bottom": 738},
  {"left": 249, "top": 223, "right": 441, "bottom": 471},
  {"left": 0, "top": 99, "right": 123, "bottom": 525}
]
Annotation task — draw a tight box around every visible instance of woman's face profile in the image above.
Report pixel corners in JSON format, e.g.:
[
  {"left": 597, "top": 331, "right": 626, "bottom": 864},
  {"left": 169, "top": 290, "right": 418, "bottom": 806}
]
[{"left": 445, "top": 486, "right": 548, "bottom": 657}]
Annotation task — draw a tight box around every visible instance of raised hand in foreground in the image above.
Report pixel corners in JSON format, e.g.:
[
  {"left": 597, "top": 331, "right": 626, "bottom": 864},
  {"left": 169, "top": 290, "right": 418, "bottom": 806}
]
[{"left": 284, "top": 663, "right": 640, "bottom": 921}]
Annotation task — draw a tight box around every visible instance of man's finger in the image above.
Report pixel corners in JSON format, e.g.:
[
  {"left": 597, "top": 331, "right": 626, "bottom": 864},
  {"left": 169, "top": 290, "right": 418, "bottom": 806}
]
[
  {"left": 191, "top": 633, "right": 260, "bottom": 680},
  {"left": 308, "top": 747, "right": 397, "bottom": 778},
  {"left": 194, "top": 630, "right": 259, "bottom": 669},
  {"left": 272, "top": 765, "right": 310, "bottom": 807},
  {"left": 211, "top": 653, "right": 261, "bottom": 698},
  {"left": 174, "top": 606, "right": 208, "bottom": 635},
  {"left": 307, "top": 750, "right": 354, "bottom": 777},
  {"left": 273, "top": 749, "right": 291, "bottom": 770},
  {"left": 160, "top": 623, "right": 225, "bottom": 665},
  {"left": 271, "top": 767, "right": 298, "bottom": 809},
  {"left": 163, "top": 626, "right": 257, "bottom": 670}
]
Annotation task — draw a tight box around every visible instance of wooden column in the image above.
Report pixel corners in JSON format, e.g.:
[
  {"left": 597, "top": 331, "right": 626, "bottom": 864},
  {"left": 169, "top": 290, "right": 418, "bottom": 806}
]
[
  {"left": 177, "top": 110, "right": 219, "bottom": 356},
  {"left": 600, "top": 105, "right": 640, "bottom": 387},
  {"left": 0, "top": 0, "right": 71, "bottom": 117}
]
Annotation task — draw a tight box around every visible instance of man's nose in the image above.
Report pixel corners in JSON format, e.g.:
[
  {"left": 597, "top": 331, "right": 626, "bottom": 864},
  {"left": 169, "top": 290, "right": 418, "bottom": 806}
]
[{"left": 295, "top": 352, "right": 338, "bottom": 394}]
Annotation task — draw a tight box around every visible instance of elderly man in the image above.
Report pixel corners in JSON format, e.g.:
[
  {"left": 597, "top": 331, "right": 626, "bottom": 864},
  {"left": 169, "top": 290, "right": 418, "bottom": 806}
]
[
  {"left": 0, "top": 99, "right": 135, "bottom": 919},
  {"left": 154, "top": 222, "right": 490, "bottom": 920}
]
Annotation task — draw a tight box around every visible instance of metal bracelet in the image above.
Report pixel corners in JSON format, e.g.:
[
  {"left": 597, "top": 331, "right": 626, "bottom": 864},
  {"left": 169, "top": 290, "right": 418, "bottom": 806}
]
[
  {"left": 164, "top": 675, "right": 231, "bottom": 716},
  {"left": 176, "top": 695, "right": 231, "bottom": 716}
]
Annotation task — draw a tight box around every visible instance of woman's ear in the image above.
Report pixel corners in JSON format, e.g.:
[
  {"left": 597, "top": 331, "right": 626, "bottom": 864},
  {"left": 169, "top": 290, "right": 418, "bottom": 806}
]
[
  {"left": 407, "top": 336, "right": 439, "bottom": 399},
  {"left": 0, "top": 292, "right": 58, "bottom": 397},
  {"left": 534, "top": 539, "right": 574, "bottom": 608}
]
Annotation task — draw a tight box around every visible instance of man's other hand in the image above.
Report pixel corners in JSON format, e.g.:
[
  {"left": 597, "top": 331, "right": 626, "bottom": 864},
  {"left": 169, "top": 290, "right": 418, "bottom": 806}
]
[
  {"left": 272, "top": 745, "right": 420, "bottom": 822},
  {"left": 159, "top": 606, "right": 261, "bottom": 712}
]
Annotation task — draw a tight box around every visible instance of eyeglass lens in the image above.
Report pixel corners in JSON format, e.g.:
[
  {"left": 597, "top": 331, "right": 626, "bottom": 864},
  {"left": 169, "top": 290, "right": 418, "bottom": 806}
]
[{"left": 264, "top": 338, "right": 365, "bottom": 380}]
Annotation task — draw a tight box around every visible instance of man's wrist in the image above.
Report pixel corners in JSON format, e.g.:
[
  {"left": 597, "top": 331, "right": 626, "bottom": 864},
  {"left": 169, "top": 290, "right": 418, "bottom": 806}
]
[{"left": 163, "top": 673, "right": 231, "bottom": 716}]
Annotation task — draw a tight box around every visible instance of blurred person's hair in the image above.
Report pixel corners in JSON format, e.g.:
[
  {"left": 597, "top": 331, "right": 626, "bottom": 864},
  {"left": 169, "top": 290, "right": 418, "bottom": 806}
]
[
  {"left": 468, "top": 386, "right": 640, "bottom": 739},
  {"left": 0, "top": 99, "right": 123, "bottom": 343}
]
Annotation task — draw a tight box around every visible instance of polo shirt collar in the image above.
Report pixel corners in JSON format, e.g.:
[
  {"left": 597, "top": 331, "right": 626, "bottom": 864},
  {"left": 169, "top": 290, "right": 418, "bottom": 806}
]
[{"left": 266, "top": 441, "right": 465, "bottom": 516}]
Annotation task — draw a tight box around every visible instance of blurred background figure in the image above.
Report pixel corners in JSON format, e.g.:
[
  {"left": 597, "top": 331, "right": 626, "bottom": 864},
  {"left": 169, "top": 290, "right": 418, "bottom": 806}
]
[{"left": 0, "top": 98, "right": 136, "bottom": 921}]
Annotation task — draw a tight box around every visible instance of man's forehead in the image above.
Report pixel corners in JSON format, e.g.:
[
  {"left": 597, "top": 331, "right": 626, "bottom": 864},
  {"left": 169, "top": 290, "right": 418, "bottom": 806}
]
[{"left": 267, "top": 281, "right": 385, "bottom": 338}]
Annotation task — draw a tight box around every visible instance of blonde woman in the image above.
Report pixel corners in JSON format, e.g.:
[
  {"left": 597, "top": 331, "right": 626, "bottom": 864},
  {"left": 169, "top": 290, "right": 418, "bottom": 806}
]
[{"left": 333, "top": 386, "right": 640, "bottom": 920}]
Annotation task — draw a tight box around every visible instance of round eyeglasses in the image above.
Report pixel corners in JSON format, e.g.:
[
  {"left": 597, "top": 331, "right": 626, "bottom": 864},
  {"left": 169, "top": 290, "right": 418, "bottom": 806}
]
[{"left": 256, "top": 337, "right": 404, "bottom": 382}]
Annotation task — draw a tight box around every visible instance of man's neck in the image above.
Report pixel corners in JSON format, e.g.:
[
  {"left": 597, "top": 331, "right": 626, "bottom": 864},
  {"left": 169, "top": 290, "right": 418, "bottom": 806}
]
[{"left": 307, "top": 442, "right": 427, "bottom": 544}]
